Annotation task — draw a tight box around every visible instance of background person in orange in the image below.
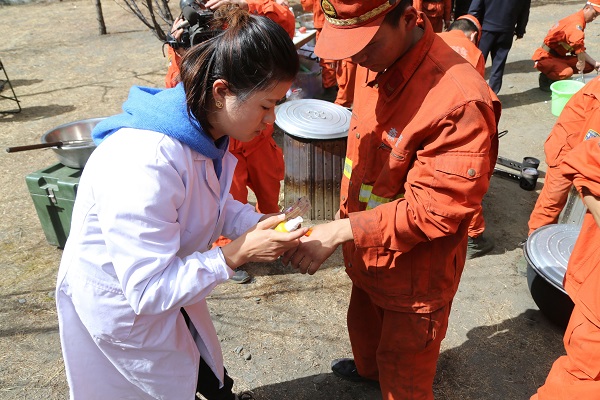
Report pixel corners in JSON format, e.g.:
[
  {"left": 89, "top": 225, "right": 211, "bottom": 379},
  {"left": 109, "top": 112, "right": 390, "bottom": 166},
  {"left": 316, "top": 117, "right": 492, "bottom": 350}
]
[
  {"left": 530, "top": 137, "right": 600, "bottom": 399},
  {"left": 533, "top": 2, "right": 600, "bottom": 92},
  {"left": 439, "top": 13, "right": 495, "bottom": 258},
  {"left": 413, "top": 0, "right": 451, "bottom": 33},
  {"left": 281, "top": 1, "right": 500, "bottom": 398},
  {"left": 300, "top": 0, "right": 356, "bottom": 106},
  {"left": 527, "top": 75, "right": 600, "bottom": 235},
  {"left": 299, "top": 0, "right": 338, "bottom": 101},
  {"left": 165, "top": 0, "right": 294, "bottom": 283}
]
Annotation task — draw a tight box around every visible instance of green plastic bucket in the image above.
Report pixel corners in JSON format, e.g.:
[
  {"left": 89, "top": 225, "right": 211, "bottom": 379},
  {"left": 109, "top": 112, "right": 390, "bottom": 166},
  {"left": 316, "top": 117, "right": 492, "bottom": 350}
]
[{"left": 550, "top": 80, "right": 585, "bottom": 116}]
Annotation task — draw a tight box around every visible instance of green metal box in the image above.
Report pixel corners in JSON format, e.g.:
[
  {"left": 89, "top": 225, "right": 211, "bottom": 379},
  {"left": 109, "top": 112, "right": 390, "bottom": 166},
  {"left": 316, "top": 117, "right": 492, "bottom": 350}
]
[{"left": 25, "top": 163, "right": 81, "bottom": 248}]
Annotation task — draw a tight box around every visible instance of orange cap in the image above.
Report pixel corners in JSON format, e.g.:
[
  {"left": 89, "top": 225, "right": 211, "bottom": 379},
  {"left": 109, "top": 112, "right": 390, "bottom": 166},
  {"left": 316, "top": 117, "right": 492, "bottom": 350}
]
[
  {"left": 587, "top": 1, "right": 600, "bottom": 12},
  {"left": 457, "top": 14, "right": 482, "bottom": 46},
  {"left": 314, "top": 0, "right": 402, "bottom": 60}
]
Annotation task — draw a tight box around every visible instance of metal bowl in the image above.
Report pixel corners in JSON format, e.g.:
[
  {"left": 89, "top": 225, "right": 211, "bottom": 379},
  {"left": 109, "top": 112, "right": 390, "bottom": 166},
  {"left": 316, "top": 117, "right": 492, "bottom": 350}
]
[
  {"left": 524, "top": 224, "right": 579, "bottom": 328},
  {"left": 41, "top": 117, "right": 104, "bottom": 169},
  {"left": 297, "top": 13, "right": 314, "bottom": 29}
]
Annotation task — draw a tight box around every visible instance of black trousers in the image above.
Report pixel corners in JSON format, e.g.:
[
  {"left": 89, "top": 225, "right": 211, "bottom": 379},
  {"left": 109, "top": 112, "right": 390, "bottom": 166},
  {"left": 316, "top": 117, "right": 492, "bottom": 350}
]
[
  {"left": 181, "top": 309, "right": 236, "bottom": 400},
  {"left": 454, "top": 0, "right": 473, "bottom": 18},
  {"left": 478, "top": 30, "right": 514, "bottom": 94}
]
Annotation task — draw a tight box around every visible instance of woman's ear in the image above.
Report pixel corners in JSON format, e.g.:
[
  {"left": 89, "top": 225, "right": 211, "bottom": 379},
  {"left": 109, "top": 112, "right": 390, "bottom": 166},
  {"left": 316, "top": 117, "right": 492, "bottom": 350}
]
[{"left": 212, "top": 79, "right": 229, "bottom": 105}]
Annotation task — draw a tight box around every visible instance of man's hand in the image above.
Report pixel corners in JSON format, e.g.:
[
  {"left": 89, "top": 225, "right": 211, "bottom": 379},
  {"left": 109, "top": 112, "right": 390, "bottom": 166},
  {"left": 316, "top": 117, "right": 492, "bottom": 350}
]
[
  {"left": 281, "top": 218, "right": 353, "bottom": 275},
  {"left": 221, "top": 214, "right": 308, "bottom": 268}
]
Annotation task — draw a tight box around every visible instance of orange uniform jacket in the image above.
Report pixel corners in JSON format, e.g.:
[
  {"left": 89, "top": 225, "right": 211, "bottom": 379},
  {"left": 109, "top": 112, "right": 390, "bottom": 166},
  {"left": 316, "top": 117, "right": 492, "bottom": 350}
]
[
  {"left": 165, "top": 0, "right": 294, "bottom": 215},
  {"left": 413, "top": 0, "right": 452, "bottom": 33},
  {"left": 562, "top": 137, "right": 600, "bottom": 326},
  {"left": 531, "top": 138, "right": 600, "bottom": 399},
  {"left": 532, "top": 10, "right": 594, "bottom": 80},
  {"left": 528, "top": 75, "right": 600, "bottom": 234},
  {"left": 438, "top": 30, "right": 486, "bottom": 78},
  {"left": 340, "top": 15, "right": 501, "bottom": 313}
]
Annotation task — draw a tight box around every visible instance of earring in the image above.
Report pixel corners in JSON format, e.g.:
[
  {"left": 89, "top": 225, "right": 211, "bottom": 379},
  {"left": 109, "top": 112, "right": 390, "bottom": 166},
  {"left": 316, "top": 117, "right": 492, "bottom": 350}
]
[{"left": 215, "top": 100, "right": 223, "bottom": 109}]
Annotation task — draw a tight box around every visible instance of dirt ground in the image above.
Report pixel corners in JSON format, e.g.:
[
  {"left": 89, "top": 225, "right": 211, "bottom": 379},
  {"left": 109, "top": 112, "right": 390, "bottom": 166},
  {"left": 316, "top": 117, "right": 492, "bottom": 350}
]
[{"left": 0, "top": 0, "right": 594, "bottom": 399}]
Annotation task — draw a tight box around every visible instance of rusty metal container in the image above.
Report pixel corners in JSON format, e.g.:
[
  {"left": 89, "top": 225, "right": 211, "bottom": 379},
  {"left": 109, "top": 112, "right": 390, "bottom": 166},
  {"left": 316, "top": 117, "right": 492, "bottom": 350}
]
[
  {"left": 558, "top": 186, "right": 587, "bottom": 226},
  {"left": 275, "top": 99, "right": 351, "bottom": 220}
]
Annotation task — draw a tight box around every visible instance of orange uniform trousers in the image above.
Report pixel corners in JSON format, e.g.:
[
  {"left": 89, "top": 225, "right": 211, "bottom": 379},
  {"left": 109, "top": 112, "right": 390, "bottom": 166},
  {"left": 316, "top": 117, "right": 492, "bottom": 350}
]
[
  {"left": 303, "top": 0, "right": 356, "bottom": 102},
  {"left": 348, "top": 285, "right": 451, "bottom": 400},
  {"left": 334, "top": 59, "right": 357, "bottom": 108},
  {"left": 534, "top": 54, "right": 595, "bottom": 81},
  {"left": 413, "top": 0, "right": 451, "bottom": 33}
]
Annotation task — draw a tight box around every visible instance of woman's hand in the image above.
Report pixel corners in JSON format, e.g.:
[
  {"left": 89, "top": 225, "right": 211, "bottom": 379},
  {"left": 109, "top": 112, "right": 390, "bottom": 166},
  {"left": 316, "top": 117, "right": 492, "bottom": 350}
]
[{"left": 221, "top": 214, "right": 308, "bottom": 268}]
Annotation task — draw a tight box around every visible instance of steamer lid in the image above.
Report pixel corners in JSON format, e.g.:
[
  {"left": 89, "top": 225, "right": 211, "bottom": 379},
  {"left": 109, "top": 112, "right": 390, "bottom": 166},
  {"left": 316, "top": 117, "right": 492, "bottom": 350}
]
[
  {"left": 525, "top": 224, "right": 581, "bottom": 291},
  {"left": 275, "top": 99, "right": 352, "bottom": 139}
]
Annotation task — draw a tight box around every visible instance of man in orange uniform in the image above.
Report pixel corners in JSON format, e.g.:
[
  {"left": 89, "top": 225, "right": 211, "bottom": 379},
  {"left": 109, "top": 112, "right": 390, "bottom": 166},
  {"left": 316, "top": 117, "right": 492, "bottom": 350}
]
[
  {"left": 530, "top": 137, "right": 600, "bottom": 399},
  {"left": 528, "top": 75, "right": 600, "bottom": 235},
  {"left": 165, "top": 0, "right": 294, "bottom": 283},
  {"left": 282, "top": 1, "right": 501, "bottom": 398},
  {"left": 439, "top": 13, "right": 494, "bottom": 258},
  {"left": 533, "top": 2, "right": 600, "bottom": 91},
  {"left": 439, "top": 14, "right": 485, "bottom": 77},
  {"left": 414, "top": 0, "right": 452, "bottom": 33}
]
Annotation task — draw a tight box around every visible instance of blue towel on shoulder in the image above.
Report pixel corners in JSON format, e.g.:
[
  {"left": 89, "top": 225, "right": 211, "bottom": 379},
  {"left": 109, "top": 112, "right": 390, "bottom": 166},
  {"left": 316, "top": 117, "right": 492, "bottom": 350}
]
[{"left": 92, "top": 83, "right": 227, "bottom": 176}]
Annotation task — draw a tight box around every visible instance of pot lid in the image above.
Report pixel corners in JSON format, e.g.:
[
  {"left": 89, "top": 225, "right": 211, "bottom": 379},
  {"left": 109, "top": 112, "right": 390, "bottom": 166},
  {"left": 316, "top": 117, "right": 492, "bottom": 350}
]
[
  {"left": 275, "top": 99, "right": 352, "bottom": 139},
  {"left": 525, "top": 224, "right": 581, "bottom": 291}
]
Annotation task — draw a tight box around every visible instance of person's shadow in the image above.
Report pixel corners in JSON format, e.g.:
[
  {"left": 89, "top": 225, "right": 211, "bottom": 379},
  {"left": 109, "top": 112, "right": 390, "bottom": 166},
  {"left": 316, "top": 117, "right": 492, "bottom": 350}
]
[
  {"left": 434, "top": 309, "right": 565, "bottom": 399},
  {"left": 223, "top": 309, "right": 565, "bottom": 399}
]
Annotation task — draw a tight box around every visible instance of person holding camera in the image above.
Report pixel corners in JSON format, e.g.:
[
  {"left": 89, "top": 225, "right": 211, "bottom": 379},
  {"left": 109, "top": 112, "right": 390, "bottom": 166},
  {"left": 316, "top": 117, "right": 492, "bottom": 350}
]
[
  {"left": 166, "top": 0, "right": 295, "bottom": 284},
  {"left": 55, "top": 7, "right": 302, "bottom": 400}
]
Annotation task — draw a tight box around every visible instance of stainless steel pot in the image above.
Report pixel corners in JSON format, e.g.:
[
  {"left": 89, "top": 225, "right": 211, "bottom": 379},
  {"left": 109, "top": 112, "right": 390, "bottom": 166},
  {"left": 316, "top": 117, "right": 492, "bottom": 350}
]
[
  {"left": 524, "top": 224, "right": 578, "bottom": 329},
  {"left": 41, "top": 117, "right": 105, "bottom": 168}
]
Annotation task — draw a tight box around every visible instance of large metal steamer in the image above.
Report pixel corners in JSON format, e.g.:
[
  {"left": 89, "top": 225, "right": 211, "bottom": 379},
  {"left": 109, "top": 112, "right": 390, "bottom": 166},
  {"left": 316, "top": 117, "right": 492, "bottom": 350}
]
[{"left": 275, "top": 99, "right": 351, "bottom": 220}]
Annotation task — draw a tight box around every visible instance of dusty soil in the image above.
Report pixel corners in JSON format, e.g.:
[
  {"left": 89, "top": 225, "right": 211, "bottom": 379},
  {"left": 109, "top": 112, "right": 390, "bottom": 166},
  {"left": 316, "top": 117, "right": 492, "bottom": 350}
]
[{"left": 0, "top": 0, "right": 593, "bottom": 399}]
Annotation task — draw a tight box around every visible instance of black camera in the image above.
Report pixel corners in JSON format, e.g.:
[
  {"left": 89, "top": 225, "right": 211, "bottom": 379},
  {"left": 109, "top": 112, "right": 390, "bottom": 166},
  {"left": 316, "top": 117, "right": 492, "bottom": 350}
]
[{"left": 166, "top": 1, "right": 215, "bottom": 49}]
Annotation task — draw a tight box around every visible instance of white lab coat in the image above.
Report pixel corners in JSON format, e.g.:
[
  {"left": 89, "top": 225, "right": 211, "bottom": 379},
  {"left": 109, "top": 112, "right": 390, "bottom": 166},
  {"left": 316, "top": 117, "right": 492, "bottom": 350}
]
[{"left": 56, "top": 128, "right": 262, "bottom": 400}]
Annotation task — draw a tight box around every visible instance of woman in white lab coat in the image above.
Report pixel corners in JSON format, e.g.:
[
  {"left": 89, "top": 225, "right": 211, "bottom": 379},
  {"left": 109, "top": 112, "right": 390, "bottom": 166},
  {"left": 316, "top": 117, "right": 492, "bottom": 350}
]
[{"left": 55, "top": 8, "right": 302, "bottom": 400}]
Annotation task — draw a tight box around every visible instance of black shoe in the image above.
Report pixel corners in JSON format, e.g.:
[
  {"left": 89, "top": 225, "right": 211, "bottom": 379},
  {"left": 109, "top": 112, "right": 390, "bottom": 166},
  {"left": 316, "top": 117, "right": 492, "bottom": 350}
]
[
  {"left": 235, "top": 392, "right": 255, "bottom": 400},
  {"left": 538, "top": 73, "right": 555, "bottom": 92},
  {"left": 229, "top": 269, "right": 251, "bottom": 284},
  {"left": 466, "top": 235, "right": 494, "bottom": 259},
  {"left": 331, "top": 358, "right": 379, "bottom": 387}
]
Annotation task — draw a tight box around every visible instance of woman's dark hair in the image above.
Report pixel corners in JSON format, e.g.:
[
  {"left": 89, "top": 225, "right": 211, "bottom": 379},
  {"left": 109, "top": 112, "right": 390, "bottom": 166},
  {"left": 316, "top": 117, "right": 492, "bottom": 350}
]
[{"left": 179, "top": 6, "right": 299, "bottom": 130}]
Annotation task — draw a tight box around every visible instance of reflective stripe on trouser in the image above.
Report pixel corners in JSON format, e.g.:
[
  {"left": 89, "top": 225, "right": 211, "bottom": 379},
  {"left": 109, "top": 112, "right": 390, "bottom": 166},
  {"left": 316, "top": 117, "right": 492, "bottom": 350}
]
[{"left": 347, "top": 284, "right": 451, "bottom": 400}]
